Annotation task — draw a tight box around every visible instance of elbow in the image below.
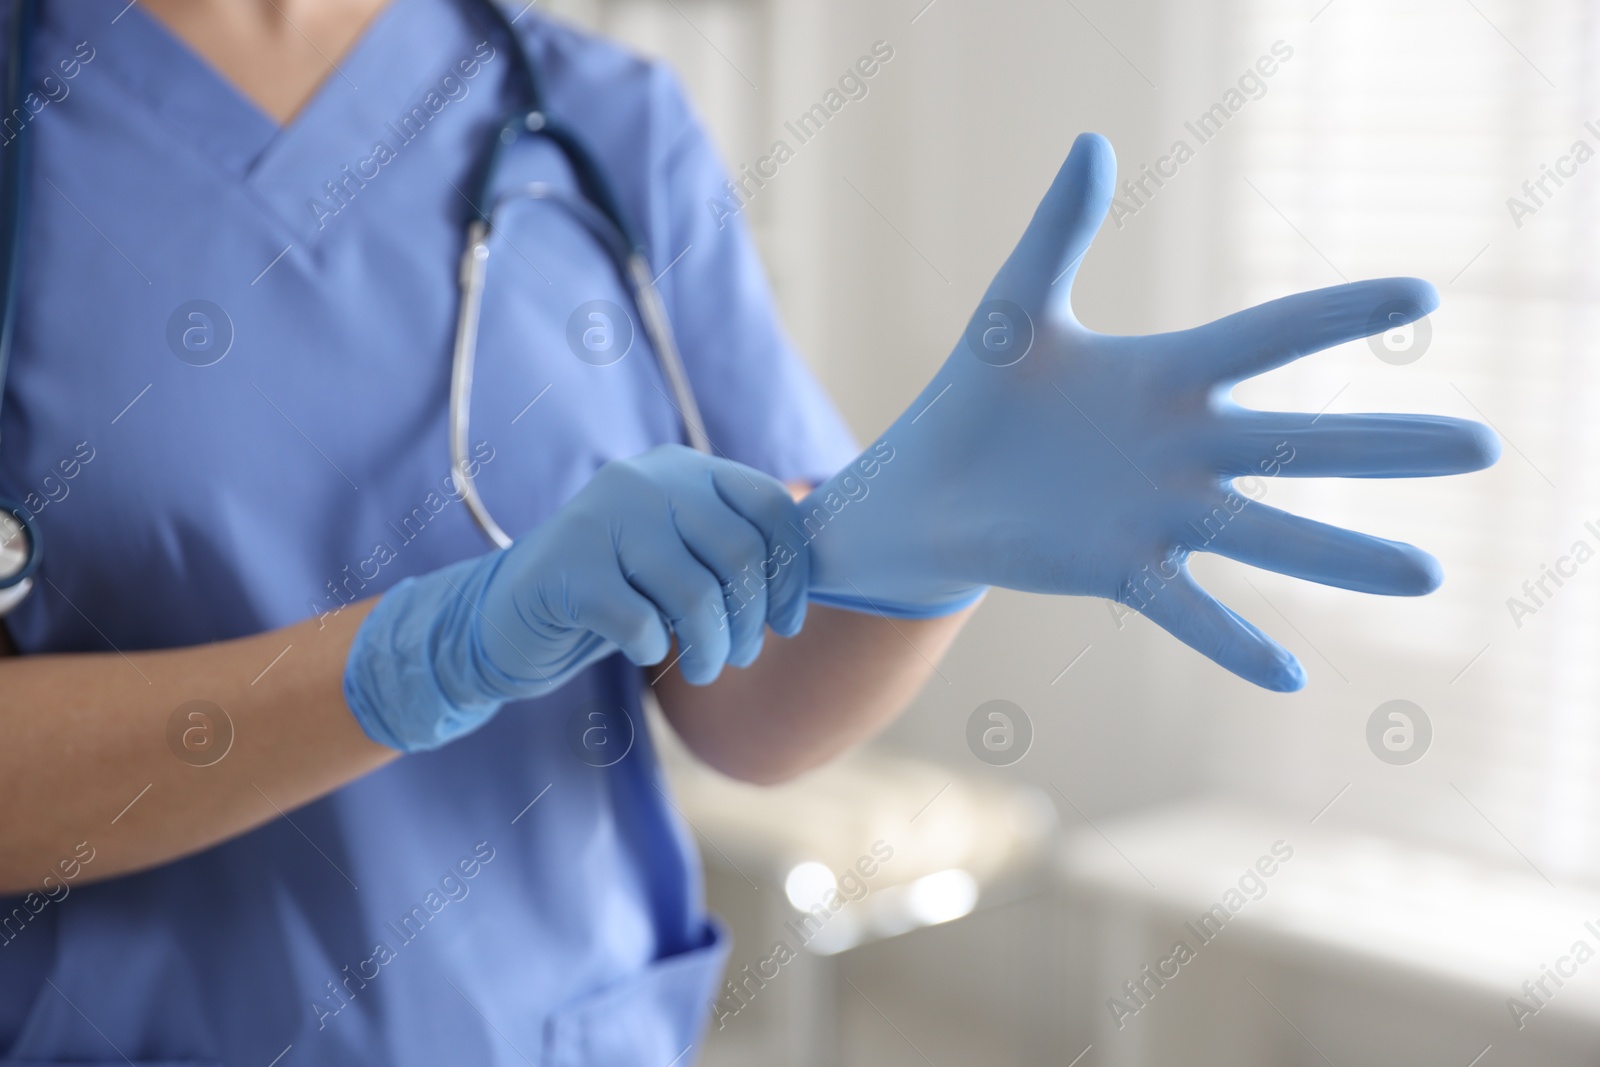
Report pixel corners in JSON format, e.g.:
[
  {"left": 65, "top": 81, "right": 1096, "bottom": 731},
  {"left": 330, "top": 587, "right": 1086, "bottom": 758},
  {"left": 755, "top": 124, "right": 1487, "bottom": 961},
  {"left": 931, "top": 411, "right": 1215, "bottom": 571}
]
[
  {"left": 673, "top": 722, "right": 843, "bottom": 785},
  {"left": 689, "top": 744, "right": 817, "bottom": 787},
  {"left": 0, "top": 837, "right": 101, "bottom": 898},
  {"left": 732, "top": 760, "right": 814, "bottom": 788},
  {"left": 0, "top": 869, "right": 68, "bottom": 900}
]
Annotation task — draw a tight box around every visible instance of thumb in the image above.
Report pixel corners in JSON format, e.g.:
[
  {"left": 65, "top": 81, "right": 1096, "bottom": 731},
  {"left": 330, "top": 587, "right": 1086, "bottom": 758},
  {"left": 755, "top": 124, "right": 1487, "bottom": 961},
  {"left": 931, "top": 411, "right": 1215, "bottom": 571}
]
[{"left": 986, "top": 132, "right": 1116, "bottom": 316}]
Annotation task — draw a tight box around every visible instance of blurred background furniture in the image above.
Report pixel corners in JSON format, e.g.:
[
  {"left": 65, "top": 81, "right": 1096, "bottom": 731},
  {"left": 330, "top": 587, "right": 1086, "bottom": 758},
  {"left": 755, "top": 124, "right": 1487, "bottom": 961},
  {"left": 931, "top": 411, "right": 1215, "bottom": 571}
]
[{"left": 652, "top": 707, "right": 1056, "bottom": 1066}]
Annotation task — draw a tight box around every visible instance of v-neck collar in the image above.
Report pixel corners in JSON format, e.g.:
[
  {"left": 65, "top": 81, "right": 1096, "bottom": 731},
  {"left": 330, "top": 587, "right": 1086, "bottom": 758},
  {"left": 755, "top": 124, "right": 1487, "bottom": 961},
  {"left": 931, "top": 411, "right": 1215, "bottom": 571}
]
[
  {"left": 42, "top": 0, "right": 279, "bottom": 176},
  {"left": 45, "top": 0, "right": 496, "bottom": 241}
]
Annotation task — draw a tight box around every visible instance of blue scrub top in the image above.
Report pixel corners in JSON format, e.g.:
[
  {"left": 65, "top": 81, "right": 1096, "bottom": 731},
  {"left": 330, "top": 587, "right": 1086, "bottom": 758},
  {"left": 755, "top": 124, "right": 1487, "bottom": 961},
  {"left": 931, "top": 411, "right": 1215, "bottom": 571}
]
[{"left": 0, "top": 0, "right": 857, "bottom": 1063}]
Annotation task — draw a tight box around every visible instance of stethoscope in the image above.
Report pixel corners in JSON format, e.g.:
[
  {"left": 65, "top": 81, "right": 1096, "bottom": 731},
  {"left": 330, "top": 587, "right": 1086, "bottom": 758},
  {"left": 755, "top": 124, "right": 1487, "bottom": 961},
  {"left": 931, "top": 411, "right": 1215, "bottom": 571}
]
[{"left": 0, "top": 0, "right": 711, "bottom": 615}]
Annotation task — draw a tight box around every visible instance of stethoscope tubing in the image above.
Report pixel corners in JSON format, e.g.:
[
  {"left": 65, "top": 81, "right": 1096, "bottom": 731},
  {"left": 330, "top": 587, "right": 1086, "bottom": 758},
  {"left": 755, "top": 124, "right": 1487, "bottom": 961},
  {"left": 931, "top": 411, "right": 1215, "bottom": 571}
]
[
  {"left": 0, "top": 0, "right": 711, "bottom": 607},
  {"left": 0, "top": 0, "right": 41, "bottom": 604},
  {"left": 448, "top": 178, "right": 713, "bottom": 550},
  {"left": 436, "top": 1, "right": 717, "bottom": 551}
]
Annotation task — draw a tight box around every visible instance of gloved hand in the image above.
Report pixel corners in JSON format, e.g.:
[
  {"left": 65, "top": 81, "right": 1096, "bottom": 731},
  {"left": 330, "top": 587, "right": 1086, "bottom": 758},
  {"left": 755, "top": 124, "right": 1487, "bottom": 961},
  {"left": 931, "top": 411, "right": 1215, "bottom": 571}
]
[
  {"left": 344, "top": 445, "right": 808, "bottom": 752},
  {"left": 804, "top": 132, "right": 1500, "bottom": 692}
]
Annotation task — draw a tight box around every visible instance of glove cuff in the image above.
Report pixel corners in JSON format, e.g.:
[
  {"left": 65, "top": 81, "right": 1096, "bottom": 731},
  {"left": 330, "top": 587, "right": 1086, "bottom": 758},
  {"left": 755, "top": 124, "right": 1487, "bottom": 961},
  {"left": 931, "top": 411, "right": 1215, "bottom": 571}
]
[
  {"left": 808, "top": 585, "right": 988, "bottom": 620},
  {"left": 342, "top": 553, "right": 509, "bottom": 753}
]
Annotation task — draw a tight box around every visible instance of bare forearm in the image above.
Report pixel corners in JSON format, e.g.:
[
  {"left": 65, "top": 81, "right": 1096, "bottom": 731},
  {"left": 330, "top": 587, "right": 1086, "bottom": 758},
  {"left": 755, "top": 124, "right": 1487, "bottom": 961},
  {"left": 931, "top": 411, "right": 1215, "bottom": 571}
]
[
  {"left": 0, "top": 600, "right": 394, "bottom": 893},
  {"left": 652, "top": 601, "right": 976, "bottom": 785}
]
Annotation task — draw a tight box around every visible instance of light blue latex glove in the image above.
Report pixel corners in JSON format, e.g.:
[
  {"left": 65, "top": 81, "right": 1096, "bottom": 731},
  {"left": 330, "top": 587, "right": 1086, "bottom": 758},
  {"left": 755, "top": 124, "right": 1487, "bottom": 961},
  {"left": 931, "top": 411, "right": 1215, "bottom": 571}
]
[
  {"left": 344, "top": 445, "right": 808, "bottom": 752},
  {"left": 804, "top": 132, "right": 1500, "bottom": 692}
]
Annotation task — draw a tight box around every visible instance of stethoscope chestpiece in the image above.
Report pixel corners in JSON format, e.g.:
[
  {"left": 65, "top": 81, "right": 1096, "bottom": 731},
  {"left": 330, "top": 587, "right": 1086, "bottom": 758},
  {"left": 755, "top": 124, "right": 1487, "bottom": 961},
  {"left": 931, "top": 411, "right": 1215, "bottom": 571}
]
[{"left": 0, "top": 496, "right": 40, "bottom": 616}]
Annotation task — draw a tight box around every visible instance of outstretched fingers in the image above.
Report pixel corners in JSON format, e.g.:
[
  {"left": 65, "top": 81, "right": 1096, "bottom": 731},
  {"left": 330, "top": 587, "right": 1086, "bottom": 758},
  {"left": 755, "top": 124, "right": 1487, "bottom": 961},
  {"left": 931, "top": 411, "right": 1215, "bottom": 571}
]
[
  {"left": 1130, "top": 567, "right": 1306, "bottom": 691},
  {"left": 1167, "top": 277, "right": 1437, "bottom": 388},
  {"left": 1200, "top": 502, "right": 1442, "bottom": 596},
  {"left": 1218, "top": 410, "right": 1501, "bottom": 479},
  {"left": 984, "top": 132, "right": 1118, "bottom": 314}
]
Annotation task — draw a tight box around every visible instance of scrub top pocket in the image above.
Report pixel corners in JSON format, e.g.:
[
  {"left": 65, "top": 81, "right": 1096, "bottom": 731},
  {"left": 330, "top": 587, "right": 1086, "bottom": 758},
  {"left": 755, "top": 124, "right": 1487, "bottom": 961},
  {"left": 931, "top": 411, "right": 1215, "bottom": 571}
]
[{"left": 541, "top": 920, "right": 729, "bottom": 1067}]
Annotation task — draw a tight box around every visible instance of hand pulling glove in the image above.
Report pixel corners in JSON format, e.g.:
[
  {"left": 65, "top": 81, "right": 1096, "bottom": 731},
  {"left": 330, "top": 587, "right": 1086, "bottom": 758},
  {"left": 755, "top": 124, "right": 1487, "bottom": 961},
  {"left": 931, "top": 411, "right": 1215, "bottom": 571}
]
[{"left": 344, "top": 445, "right": 808, "bottom": 751}]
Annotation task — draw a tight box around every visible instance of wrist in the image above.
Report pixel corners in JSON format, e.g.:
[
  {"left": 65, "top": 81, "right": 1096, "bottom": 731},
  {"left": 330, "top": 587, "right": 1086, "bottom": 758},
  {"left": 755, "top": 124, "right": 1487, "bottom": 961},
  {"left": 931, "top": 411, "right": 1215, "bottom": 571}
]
[
  {"left": 809, "top": 585, "right": 989, "bottom": 619},
  {"left": 801, "top": 437, "right": 987, "bottom": 616}
]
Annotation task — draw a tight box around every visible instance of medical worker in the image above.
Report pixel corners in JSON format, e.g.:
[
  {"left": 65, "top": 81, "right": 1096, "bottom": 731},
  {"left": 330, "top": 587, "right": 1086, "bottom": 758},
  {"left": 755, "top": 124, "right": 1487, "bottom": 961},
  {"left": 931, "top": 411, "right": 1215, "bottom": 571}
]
[{"left": 0, "top": 0, "right": 1497, "bottom": 1063}]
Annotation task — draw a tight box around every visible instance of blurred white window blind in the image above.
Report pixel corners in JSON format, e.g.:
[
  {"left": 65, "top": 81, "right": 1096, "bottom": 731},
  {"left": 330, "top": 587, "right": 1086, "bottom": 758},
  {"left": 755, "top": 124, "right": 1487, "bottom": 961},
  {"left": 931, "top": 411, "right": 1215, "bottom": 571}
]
[{"left": 1215, "top": 0, "right": 1600, "bottom": 879}]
